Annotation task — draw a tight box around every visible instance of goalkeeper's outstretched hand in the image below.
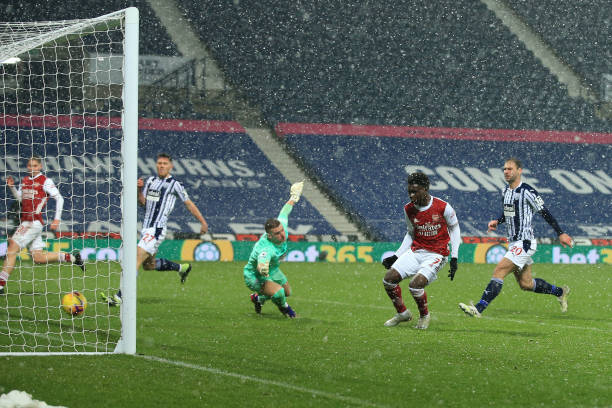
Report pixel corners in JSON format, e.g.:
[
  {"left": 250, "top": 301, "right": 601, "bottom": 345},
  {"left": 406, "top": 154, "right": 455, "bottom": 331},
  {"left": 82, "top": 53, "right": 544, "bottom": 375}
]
[
  {"left": 290, "top": 180, "right": 305, "bottom": 203},
  {"left": 448, "top": 257, "right": 458, "bottom": 280}
]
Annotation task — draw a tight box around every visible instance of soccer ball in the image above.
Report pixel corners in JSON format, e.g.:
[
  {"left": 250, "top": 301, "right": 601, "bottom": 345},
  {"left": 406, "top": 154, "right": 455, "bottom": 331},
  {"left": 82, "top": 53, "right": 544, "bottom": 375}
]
[{"left": 61, "top": 291, "right": 88, "bottom": 316}]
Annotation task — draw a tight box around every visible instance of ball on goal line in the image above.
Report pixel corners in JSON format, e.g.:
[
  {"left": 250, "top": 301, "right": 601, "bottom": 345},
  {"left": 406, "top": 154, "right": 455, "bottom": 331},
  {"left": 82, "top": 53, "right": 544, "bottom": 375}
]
[{"left": 61, "top": 291, "right": 88, "bottom": 316}]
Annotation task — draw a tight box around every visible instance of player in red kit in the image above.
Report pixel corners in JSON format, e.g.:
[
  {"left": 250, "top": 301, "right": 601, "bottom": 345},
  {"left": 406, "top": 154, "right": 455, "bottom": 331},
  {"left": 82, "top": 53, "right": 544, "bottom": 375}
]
[
  {"left": 0, "top": 156, "right": 84, "bottom": 295},
  {"left": 381, "top": 172, "right": 461, "bottom": 329}
]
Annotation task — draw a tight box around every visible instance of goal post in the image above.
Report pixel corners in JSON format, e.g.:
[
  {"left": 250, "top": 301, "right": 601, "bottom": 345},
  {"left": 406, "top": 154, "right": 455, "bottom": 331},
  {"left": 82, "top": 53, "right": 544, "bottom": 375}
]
[{"left": 0, "top": 8, "right": 138, "bottom": 355}]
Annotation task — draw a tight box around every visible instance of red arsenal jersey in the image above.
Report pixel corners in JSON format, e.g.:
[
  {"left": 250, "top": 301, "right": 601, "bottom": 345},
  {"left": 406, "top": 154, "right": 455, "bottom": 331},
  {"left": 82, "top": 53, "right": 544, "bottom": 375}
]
[
  {"left": 404, "top": 197, "right": 451, "bottom": 256},
  {"left": 19, "top": 174, "right": 52, "bottom": 223}
]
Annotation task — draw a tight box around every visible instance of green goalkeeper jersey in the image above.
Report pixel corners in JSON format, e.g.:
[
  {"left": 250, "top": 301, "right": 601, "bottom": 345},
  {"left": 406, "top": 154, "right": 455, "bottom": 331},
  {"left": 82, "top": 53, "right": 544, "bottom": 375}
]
[{"left": 244, "top": 203, "right": 293, "bottom": 274}]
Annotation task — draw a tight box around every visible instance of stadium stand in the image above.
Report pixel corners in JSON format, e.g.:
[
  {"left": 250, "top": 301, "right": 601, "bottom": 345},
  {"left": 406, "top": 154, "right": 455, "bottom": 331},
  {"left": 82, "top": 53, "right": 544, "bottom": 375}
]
[
  {"left": 179, "top": 0, "right": 610, "bottom": 132},
  {"left": 0, "top": 117, "right": 339, "bottom": 239},
  {"left": 279, "top": 123, "right": 612, "bottom": 241},
  {"left": 505, "top": 0, "right": 612, "bottom": 92},
  {"left": 136, "top": 120, "right": 338, "bottom": 238}
]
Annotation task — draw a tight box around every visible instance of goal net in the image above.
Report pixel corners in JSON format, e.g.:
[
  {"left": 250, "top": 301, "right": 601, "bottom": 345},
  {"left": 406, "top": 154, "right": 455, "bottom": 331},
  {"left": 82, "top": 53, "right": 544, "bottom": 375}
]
[{"left": 0, "top": 8, "right": 138, "bottom": 354}]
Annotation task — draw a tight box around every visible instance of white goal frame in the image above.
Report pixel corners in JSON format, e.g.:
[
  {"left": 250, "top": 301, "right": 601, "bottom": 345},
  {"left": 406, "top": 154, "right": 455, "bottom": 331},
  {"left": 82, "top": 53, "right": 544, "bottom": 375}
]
[{"left": 0, "top": 8, "right": 138, "bottom": 355}]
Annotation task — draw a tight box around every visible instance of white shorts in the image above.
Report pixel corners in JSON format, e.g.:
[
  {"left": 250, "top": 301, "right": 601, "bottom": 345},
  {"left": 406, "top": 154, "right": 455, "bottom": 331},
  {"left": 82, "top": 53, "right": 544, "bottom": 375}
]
[
  {"left": 138, "top": 227, "right": 166, "bottom": 255},
  {"left": 11, "top": 221, "right": 45, "bottom": 251},
  {"left": 392, "top": 249, "right": 447, "bottom": 284},
  {"left": 504, "top": 240, "right": 537, "bottom": 269}
]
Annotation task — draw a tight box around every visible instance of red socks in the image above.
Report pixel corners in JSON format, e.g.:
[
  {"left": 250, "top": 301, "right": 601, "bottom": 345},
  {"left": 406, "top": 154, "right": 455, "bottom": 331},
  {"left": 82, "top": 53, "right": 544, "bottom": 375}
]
[
  {"left": 411, "top": 290, "right": 429, "bottom": 317},
  {"left": 385, "top": 284, "right": 407, "bottom": 313}
]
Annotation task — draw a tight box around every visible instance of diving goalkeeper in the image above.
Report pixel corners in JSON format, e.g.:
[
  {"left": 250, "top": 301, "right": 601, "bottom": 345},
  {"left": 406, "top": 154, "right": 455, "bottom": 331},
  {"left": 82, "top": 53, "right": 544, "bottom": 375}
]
[{"left": 244, "top": 181, "right": 304, "bottom": 318}]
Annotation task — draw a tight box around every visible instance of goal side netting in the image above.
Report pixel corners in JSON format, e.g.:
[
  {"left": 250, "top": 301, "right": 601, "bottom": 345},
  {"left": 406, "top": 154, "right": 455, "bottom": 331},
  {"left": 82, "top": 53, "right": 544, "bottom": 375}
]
[{"left": 0, "top": 8, "right": 138, "bottom": 355}]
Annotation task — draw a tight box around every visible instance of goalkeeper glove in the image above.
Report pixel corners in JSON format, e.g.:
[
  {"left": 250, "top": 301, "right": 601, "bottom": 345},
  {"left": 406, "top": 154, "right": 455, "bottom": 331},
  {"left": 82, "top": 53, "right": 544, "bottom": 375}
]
[
  {"left": 382, "top": 255, "right": 398, "bottom": 269},
  {"left": 257, "top": 261, "right": 270, "bottom": 277},
  {"left": 448, "top": 257, "right": 458, "bottom": 281},
  {"left": 289, "top": 180, "right": 304, "bottom": 202}
]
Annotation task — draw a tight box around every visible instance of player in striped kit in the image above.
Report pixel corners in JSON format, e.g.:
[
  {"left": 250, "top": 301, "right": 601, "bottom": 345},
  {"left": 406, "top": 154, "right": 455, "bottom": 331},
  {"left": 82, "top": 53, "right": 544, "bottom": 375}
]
[
  {"left": 101, "top": 153, "right": 208, "bottom": 306},
  {"left": 459, "top": 158, "right": 573, "bottom": 318},
  {"left": 382, "top": 172, "right": 461, "bottom": 330},
  {"left": 0, "top": 156, "right": 84, "bottom": 295}
]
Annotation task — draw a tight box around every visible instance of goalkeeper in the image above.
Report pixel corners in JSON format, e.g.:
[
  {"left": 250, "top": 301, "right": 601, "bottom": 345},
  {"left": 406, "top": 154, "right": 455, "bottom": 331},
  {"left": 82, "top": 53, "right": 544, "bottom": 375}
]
[{"left": 244, "top": 181, "right": 304, "bottom": 318}]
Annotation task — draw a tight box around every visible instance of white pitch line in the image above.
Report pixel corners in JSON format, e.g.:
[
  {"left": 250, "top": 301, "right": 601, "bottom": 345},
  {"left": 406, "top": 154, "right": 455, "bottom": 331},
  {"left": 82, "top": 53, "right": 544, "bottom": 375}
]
[
  {"left": 293, "top": 297, "right": 612, "bottom": 333},
  {"left": 137, "top": 354, "right": 391, "bottom": 408}
]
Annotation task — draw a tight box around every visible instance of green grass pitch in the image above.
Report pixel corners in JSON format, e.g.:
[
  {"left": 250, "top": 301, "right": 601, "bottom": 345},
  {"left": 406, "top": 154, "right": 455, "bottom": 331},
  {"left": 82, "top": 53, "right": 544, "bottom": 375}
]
[{"left": 1, "top": 261, "right": 611, "bottom": 407}]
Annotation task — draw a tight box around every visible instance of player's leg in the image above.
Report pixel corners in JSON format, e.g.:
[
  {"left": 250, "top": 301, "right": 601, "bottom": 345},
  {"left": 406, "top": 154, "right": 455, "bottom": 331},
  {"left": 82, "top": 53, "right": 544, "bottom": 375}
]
[
  {"left": 1, "top": 222, "right": 39, "bottom": 293},
  {"left": 382, "top": 252, "right": 417, "bottom": 326},
  {"left": 256, "top": 269, "right": 289, "bottom": 306},
  {"left": 515, "top": 263, "right": 569, "bottom": 312},
  {"left": 30, "top": 249, "right": 83, "bottom": 268},
  {"left": 26, "top": 223, "right": 85, "bottom": 270},
  {"left": 408, "top": 253, "right": 445, "bottom": 329},
  {"left": 151, "top": 256, "right": 192, "bottom": 280},
  {"left": 139, "top": 227, "right": 190, "bottom": 282},
  {"left": 509, "top": 240, "right": 566, "bottom": 305},
  {"left": 460, "top": 256, "right": 516, "bottom": 317},
  {"left": 244, "top": 268, "right": 264, "bottom": 313},
  {"left": 101, "top": 246, "right": 151, "bottom": 306},
  {"left": 282, "top": 282, "right": 291, "bottom": 297},
  {"left": 0, "top": 238, "right": 21, "bottom": 294},
  {"left": 409, "top": 274, "right": 430, "bottom": 329},
  {"left": 261, "top": 279, "right": 296, "bottom": 318}
]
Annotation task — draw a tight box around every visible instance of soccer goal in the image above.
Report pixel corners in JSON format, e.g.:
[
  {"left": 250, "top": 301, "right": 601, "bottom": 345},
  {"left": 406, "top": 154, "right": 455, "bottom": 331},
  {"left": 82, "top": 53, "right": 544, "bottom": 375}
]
[{"left": 0, "top": 8, "right": 138, "bottom": 354}]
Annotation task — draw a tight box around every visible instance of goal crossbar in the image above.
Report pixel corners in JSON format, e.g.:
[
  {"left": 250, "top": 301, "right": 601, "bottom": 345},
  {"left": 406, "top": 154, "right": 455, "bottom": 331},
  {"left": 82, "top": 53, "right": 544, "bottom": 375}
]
[{"left": 0, "top": 10, "right": 126, "bottom": 63}]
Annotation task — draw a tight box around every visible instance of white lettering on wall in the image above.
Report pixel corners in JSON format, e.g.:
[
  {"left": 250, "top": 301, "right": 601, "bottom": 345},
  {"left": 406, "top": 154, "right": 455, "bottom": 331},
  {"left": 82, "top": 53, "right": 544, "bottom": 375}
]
[
  {"left": 576, "top": 170, "right": 612, "bottom": 194},
  {"left": 436, "top": 166, "right": 479, "bottom": 191},
  {"left": 228, "top": 160, "right": 255, "bottom": 177},
  {"left": 464, "top": 168, "right": 505, "bottom": 192},
  {"left": 549, "top": 170, "right": 593, "bottom": 194}
]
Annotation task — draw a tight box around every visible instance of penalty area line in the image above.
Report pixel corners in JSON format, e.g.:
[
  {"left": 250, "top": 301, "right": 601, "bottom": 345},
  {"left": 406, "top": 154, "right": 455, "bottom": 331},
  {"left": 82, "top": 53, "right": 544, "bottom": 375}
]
[{"left": 136, "top": 354, "right": 390, "bottom": 408}]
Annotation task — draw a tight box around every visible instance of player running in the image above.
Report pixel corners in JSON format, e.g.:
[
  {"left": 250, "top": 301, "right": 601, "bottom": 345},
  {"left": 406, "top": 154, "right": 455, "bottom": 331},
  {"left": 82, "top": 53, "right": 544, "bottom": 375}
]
[
  {"left": 459, "top": 157, "right": 573, "bottom": 318},
  {"left": 381, "top": 172, "right": 460, "bottom": 329},
  {"left": 0, "top": 156, "right": 84, "bottom": 295},
  {"left": 100, "top": 153, "right": 208, "bottom": 306},
  {"left": 245, "top": 181, "right": 304, "bottom": 318}
]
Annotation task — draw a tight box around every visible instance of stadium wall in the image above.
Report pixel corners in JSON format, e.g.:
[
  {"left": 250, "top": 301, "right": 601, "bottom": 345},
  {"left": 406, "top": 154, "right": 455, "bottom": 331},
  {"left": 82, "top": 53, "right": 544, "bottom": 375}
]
[
  {"left": 277, "top": 122, "right": 612, "bottom": 241},
  {"left": 2, "top": 117, "right": 610, "bottom": 242},
  {"left": 1, "top": 238, "right": 610, "bottom": 265}
]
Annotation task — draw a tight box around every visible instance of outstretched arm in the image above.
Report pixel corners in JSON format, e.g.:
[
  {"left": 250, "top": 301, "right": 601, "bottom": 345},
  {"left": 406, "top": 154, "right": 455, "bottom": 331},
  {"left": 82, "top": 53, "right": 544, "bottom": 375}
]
[
  {"left": 278, "top": 180, "right": 304, "bottom": 226},
  {"left": 184, "top": 199, "right": 208, "bottom": 234},
  {"left": 539, "top": 208, "right": 574, "bottom": 247}
]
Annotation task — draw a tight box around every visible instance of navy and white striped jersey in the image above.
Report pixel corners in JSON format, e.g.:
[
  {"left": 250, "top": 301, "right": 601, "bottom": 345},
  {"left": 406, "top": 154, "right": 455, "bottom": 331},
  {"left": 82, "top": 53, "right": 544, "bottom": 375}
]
[
  {"left": 499, "top": 182, "right": 546, "bottom": 242},
  {"left": 142, "top": 176, "right": 189, "bottom": 229}
]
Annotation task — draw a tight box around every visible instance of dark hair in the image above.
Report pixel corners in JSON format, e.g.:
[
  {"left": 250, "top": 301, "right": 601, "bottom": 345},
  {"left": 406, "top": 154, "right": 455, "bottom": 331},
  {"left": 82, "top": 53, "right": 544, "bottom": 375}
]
[
  {"left": 407, "top": 172, "right": 430, "bottom": 190},
  {"left": 157, "top": 153, "right": 172, "bottom": 162},
  {"left": 505, "top": 157, "right": 522, "bottom": 169},
  {"left": 265, "top": 218, "right": 281, "bottom": 233}
]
